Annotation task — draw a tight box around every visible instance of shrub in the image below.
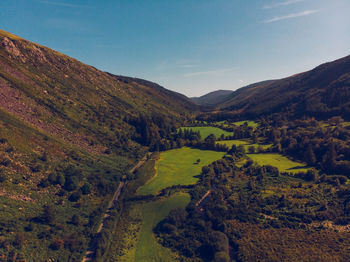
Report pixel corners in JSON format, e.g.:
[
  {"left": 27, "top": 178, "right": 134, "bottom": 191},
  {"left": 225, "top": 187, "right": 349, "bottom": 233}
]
[
  {"left": 50, "top": 238, "right": 64, "bottom": 250},
  {"left": 71, "top": 215, "right": 81, "bottom": 226},
  {"left": 38, "top": 179, "right": 50, "bottom": 188},
  {"left": 80, "top": 183, "right": 91, "bottom": 195},
  {"left": 56, "top": 174, "right": 65, "bottom": 186},
  {"left": 69, "top": 191, "right": 82, "bottom": 202},
  {"left": 214, "top": 251, "right": 230, "bottom": 262},
  {"left": 0, "top": 173, "right": 6, "bottom": 183},
  {"left": 48, "top": 173, "right": 57, "bottom": 184},
  {"left": 42, "top": 205, "right": 56, "bottom": 224},
  {"left": 64, "top": 176, "right": 79, "bottom": 191}
]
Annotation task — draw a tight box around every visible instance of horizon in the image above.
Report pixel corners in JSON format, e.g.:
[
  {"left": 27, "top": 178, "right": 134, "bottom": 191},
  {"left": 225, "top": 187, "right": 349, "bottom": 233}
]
[{"left": 1, "top": 0, "right": 349, "bottom": 97}]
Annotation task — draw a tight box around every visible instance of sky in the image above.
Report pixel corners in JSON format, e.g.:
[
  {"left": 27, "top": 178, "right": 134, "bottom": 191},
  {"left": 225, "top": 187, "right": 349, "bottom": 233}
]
[{"left": 0, "top": 0, "right": 349, "bottom": 97}]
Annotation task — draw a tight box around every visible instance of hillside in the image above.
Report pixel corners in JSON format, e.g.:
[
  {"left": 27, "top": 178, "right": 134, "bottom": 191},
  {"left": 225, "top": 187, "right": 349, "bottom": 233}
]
[
  {"left": 0, "top": 29, "right": 197, "bottom": 261},
  {"left": 0, "top": 29, "right": 197, "bottom": 151},
  {"left": 215, "top": 56, "right": 350, "bottom": 119},
  {"left": 191, "top": 90, "right": 234, "bottom": 106}
]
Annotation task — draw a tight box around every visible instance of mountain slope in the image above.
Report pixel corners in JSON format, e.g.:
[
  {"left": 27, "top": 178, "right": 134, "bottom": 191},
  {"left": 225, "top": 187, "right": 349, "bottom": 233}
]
[
  {"left": 0, "top": 29, "right": 197, "bottom": 261},
  {"left": 0, "top": 29, "right": 197, "bottom": 153},
  {"left": 191, "top": 90, "right": 234, "bottom": 106},
  {"left": 216, "top": 55, "right": 350, "bottom": 119}
]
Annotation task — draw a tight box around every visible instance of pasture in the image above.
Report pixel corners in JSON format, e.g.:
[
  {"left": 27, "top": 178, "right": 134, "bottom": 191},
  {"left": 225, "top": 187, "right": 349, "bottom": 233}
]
[
  {"left": 232, "top": 120, "right": 259, "bottom": 128},
  {"left": 134, "top": 193, "right": 190, "bottom": 262},
  {"left": 137, "top": 147, "right": 225, "bottom": 195},
  {"left": 217, "top": 140, "right": 271, "bottom": 151},
  {"left": 247, "top": 153, "right": 310, "bottom": 173},
  {"left": 180, "top": 126, "right": 233, "bottom": 139}
]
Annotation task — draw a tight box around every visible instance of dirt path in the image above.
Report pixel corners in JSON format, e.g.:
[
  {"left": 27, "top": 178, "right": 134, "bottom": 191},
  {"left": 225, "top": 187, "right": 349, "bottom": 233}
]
[
  {"left": 82, "top": 153, "right": 149, "bottom": 262},
  {"left": 195, "top": 189, "right": 211, "bottom": 209}
]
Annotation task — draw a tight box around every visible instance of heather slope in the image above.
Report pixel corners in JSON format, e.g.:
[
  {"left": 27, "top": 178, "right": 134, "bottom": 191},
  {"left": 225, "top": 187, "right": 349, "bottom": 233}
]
[{"left": 0, "top": 29, "right": 197, "bottom": 153}]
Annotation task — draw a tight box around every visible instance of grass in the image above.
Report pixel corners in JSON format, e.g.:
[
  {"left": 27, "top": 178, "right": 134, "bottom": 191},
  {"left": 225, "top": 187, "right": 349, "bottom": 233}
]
[
  {"left": 137, "top": 147, "right": 225, "bottom": 195},
  {"left": 216, "top": 140, "right": 272, "bottom": 151},
  {"left": 180, "top": 126, "right": 233, "bottom": 139},
  {"left": 232, "top": 120, "right": 259, "bottom": 128},
  {"left": 247, "top": 153, "right": 310, "bottom": 173},
  {"left": 134, "top": 193, "right": 190, "bottom": 262}
]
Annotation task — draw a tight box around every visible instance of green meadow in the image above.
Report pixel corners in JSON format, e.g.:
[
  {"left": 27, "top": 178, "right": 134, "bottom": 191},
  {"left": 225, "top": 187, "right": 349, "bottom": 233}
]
[
  {"left": 137, "top": 147, "right": 225, "bottom": 195},
  {"left": 133, "top": 193, "right": 190, "bottom": 262},
  {"left": 247, "top": 153, "right": 310, "bottom": 173},
  {"left": 232, "top": 120, "right": 259, "bottom": 128},
  {"left": 214, "top": 120, "right": 259, "bottom": 128},
  {"left": 216, "top": 140, "right": 272, "bottom": 151},
  {"left": 180, "top": 126, "right": 233, "bottom": 139}
]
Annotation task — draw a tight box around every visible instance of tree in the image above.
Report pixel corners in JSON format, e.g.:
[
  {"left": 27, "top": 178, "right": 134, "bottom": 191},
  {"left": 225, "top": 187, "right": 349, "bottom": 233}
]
[
  {"left": 71, "top": 215, "right": 81, "bottom": 226},
  {"left": 322, "top": 142, "right": 337, "bottom": 173},
  {"left": 214, "top": 251, "right": 230, "bottom": 262},
  {"left": 248, "top": 146, "right": 255, "bottom": 154},
  {"left": 69, "top": 191, "right": 82, "bottom": 202},
  {"left": 42, "top": 205, "right": 56, "bottom": 224},
  {"left": 64, "top": 176, "right": 79, "bottom": 191},
  {"left": 305, "top": 145, "right": 316, "bottom": 166},
  {"left": 81, "top": 183, "right": 91, "bottom": 195},
  {"left": 56, "top": 174, "right": 65, "bottom": 186}
]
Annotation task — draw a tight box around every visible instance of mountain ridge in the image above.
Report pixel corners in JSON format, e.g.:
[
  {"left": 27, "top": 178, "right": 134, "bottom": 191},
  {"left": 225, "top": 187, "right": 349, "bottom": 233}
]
[
  {"left": 196, "top": 55, "right": 350, "bottom": 120},
  {"left": 191, "top": 90, "right": 234, "bottom": 106}
]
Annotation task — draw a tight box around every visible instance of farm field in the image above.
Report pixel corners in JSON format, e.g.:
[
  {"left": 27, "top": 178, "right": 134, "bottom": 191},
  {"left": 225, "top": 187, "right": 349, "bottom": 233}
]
[
  {"left": 214, "top": 120, "right": 259, "bottom": 128},
  {"left": 247, "top": 153, "right": 310, "bottom": 173},
  {"left": 232, "top": 120, "right": 259, "bottom": 128},
  {"left": 180, "top": 126, "right": 233, "bottom": 139},
  {"left": 134, "top": 193, "right": 190, "bottom": 262},
  {"left": 216, "top": 139, "right": 272, "bottom": 151},
  {"left": 137, "top": 147, "right": 225, "bottom": 195}
]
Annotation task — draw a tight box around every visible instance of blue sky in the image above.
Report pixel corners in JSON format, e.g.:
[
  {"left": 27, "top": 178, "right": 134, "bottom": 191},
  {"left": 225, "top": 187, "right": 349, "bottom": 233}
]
[{"left": 1, "top": 0, "right": 349, "bottom": 97}]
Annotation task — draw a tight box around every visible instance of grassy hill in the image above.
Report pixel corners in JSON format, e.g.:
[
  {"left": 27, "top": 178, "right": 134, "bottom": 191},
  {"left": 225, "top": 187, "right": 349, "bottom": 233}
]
[
  {"left": 191, "top": 90, "right": 234, "bottom": 106},
  {"left": 215, "top": 56, "right": 350, "bottom": 119}
]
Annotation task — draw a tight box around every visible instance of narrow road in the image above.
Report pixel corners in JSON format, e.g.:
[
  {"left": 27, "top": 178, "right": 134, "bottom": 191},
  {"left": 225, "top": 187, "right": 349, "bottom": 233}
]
[
  {"left": 82, "top": 153, "right": 149, "bottom": 262},
  {"left": 195, "top": 189, "right": 211, "bottom": 207},
  {"left": 195, "top": 189, "right": 211, "bottom": 212}
]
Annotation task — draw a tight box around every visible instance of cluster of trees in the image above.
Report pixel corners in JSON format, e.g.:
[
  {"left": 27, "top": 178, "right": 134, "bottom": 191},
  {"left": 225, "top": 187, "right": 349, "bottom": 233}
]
[
  {"left": 260, "top": 117, "right": 350, "bottom": 176},
  {"left": 156, "top": 147, "right": 350, "bottom": 261}
]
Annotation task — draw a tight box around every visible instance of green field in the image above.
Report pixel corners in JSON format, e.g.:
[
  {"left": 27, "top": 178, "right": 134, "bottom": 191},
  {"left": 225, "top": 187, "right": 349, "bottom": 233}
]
[
  {"left": 216, "top": 140, "right": 272, "bottom": 151},
  {"left": 137, "top": 147, "right": 225, "bottom": 195},
  {"left": 214, "top": 120, "right": 259, "bottom": 128},
  {"left": 247, "top": 153, "right": 310, "bottom": 173},
  {"left": 180, "top": 126, "right": 233, "bottom": 139},
  {"left": 134, "top": 193, "right": 190, "bottom": 262},
  {"left": 232, "top": 120, "right": 259, "bottom": 128}
]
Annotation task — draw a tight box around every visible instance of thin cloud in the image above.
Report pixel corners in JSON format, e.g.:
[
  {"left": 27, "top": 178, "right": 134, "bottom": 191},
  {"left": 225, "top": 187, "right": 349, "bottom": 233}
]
[
  {"left": 263, "top": 0, "right": 304, "bottom": 9},
  {"left": 264, "top": 9, "right": 319, "bottom": 23},
  {"left": 183, "top": 68, "right": 235, "bottom": 78},
  {"left": 181, "top": 64, "right": 195, "bottom": 68},
  {"left": 38, "top": 1, "right": 81, "bottom": 8}
]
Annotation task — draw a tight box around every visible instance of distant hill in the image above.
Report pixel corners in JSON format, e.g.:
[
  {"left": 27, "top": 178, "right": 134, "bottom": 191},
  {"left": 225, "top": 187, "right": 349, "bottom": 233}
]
[
  {"left": 214, "top": 56, "right": 350, "bottom": 119},
  {"left": 191, "top": 90, "right": 234, "bottom": 106}
]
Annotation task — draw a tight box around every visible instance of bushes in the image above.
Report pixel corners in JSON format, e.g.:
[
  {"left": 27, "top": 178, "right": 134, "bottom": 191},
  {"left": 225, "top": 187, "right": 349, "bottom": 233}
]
[
  {"left": 64, "top": 176, "right": 79, "bottom": 191},
  {"left": 0, "top": 171, "right": 6, "bottom": 183},
  {"left": 68, "top": 191, "right": 82, "bottom": 202},
  {"left": 214, "top": 251, "right": 230, "bottom": 262},
  {"left": 80, "top": 183, "right": 92, "bottom": 195},
  {"left": 50, "top": 238, "right": 64, "bottom": 250},
  {"left": 41, "top": 205, "right": 56, "bottom": 225}
]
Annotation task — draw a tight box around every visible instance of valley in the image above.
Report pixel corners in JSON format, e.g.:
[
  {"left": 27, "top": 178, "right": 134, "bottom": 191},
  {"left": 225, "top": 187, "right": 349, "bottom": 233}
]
[{"left": 0, "top": 28, "right": 350, "bottom": 262}]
